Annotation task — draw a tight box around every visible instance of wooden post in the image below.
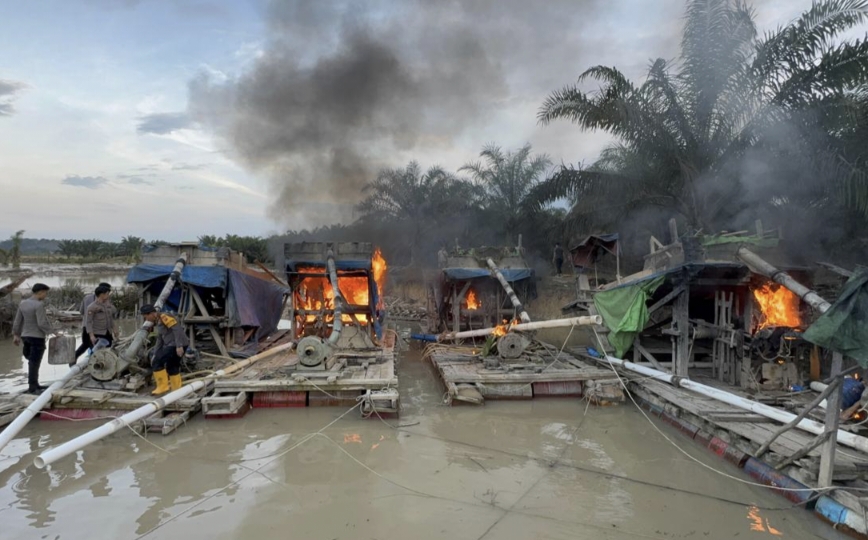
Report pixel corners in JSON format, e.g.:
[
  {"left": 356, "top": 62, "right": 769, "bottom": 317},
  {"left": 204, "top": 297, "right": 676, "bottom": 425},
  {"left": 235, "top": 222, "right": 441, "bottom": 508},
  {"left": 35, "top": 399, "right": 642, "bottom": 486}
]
[
  {"left": 668, "top": 218, "right": 679, "bottom": 245},
  {"left": 673, "top": 274, "right": 690, "bottom": 377},
  {"left": 818, "top": 352, "right": 844, "bottom": 487}
]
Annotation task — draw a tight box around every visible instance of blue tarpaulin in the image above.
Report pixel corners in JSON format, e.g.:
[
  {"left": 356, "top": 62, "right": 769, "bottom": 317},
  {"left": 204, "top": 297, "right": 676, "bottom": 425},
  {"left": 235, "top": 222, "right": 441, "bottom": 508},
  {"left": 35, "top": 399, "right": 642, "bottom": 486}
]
[
  {"left": 127, "top": 264, "right": 288, "bottom": 341},
  {"left": 442, "top": 268, "right": 533, "bottom": 282},
  {"left": 286, "top": 260, "right": 371, "bottom": 272},
  {"left": 127, "top": 264, "right": 227, "bottom": 289}
]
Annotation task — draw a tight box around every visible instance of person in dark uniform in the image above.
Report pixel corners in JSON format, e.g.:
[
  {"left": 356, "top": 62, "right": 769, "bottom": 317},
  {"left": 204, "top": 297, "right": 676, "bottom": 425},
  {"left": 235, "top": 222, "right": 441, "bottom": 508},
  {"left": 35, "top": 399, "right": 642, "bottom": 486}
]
[
  {"left": 140, "top": 304, "right": 189, "bottom": 395},
  {"left": 553, "top": 243, "right": 565, "bottom": 275},
  {"left": 86, "top": 284, "right": 117, "bottom": 349},
  {"left": 12, "top": 283, "right": 56, "bottom": 394},
  {"left": 74, "top": 282, "right": 112, "bottom": 363}
]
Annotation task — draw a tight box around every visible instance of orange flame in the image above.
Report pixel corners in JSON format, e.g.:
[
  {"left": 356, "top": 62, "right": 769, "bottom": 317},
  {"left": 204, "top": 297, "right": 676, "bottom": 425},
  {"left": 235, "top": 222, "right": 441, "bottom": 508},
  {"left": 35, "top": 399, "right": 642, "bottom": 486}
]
[
  {"left": 466, "top": 289, "right": 481, "bottom": 310},
  {"left": 372, "top": 247, "right": 387, "bottom": 308},
  {"left": 492, "top": 318, "right": 519, "bottom": 337},
  {"left": 752, "top": 283, "right": 801, "bottom": 330},
  {"left": 293, "top": 249, "right": 388, "bottom": 333}
]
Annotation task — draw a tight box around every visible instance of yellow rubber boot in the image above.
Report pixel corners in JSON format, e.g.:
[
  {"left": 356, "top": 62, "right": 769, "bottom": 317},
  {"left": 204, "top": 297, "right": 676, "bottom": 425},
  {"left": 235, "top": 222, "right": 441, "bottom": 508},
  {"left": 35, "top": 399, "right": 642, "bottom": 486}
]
[
  {"left": 151, "top": 370, "right": 170, "bottom": 395},
  {"left": 169, "top": 374, "right": 182, "bottom": 391}
]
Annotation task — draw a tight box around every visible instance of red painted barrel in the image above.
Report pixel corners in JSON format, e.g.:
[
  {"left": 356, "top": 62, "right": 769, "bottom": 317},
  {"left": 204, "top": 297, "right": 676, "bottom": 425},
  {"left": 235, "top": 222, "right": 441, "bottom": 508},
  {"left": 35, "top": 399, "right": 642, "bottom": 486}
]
[
  {"left": 532, "top": 381, "right": 582, "bottom": 397},
  {"left": 252, "top": 391, "right": 307, "bottom": 408},
  {"left": 706, "top": 436, "right": 749, "bottom": 467},
  {"left": 743, "top": 457, "right": 815, "bottom": 505}
]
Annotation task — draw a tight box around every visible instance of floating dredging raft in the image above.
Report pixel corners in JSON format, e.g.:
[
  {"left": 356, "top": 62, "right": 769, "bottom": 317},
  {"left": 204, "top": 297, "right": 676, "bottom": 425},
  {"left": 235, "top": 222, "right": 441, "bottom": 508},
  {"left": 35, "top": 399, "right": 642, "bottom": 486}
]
[
  {"left": 564, "top": 219, "right": 868, "bottom": 537},
  {"left": 421, "top": 244, "right": 621, "bottom": 405},
  {"left": 209, "top": 242, "right": 398, "bottom": 416}
]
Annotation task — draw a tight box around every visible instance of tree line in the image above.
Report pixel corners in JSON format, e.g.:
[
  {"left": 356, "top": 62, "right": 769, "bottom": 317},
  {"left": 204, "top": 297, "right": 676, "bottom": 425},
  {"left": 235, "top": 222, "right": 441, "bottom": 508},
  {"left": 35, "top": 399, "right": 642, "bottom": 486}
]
[{"left": 332, "top": 0, "right": 868, "bottom": 269}]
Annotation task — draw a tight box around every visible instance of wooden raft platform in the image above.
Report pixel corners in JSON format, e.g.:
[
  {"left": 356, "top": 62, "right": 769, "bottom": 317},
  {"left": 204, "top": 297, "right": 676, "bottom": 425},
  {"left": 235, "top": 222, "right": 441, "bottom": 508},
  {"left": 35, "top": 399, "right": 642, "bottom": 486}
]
[
  {"left": 212, "top": 346, "right": 398, "bottom": 409},
  {"left": 611, "top": 369, "right": 868, "bottom": 513},
  {"left": 427, "top": 346, "right": 622, "bottom": 405}
]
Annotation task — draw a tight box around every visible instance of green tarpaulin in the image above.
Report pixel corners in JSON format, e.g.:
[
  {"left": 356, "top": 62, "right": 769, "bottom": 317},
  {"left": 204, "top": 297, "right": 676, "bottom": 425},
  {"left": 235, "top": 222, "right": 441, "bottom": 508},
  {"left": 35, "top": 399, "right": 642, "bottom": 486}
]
[
  {"left": 803, "top": 269, "right": 868, "bottom": 366},
  {"left": 593, "top": 277, "right": 665, "bottom": 358}
]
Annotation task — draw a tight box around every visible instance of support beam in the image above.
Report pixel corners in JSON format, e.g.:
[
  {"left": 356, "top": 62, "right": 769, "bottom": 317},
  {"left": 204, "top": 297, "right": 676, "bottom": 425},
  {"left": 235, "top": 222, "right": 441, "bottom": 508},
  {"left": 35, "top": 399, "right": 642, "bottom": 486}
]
[
  {"left": 756, "top": 376, "right": 842, "bottom": 458},
  {"left": 648, "top": 285, "right": 687, "bottom": 315},
  {"left": 673, "top": 278, "right": 690, "bottom": 377},
  {"left": 633, "top": 339, "right": 669, "bottom": 373},
  {"left": 776, "top": 432, "right": 830, "bottom": 471},
  {"left": 819, "top": 352, "right": 844, "bottom": 487}
]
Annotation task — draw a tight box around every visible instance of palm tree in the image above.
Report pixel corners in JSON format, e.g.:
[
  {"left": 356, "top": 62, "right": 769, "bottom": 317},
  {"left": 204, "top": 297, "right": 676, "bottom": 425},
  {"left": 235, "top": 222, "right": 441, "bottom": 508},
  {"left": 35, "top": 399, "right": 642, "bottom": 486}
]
[
  {"left": 460, "top": 144, "right": 551, "bottom": 242},
  {"left": 120, "top": 236, "right": 145, "bottom": 263},
  {"left": 357, "top": 162, "right": 479, "bottom": 265},
  {"left": 534, "top": 0, "right": 868, "bottom": 236},
  {"left": 56, "top": 240, "right": 77, "bottom": 260},
  {"left": 9, "top": 230, "right": 24, "bottom": 269}
]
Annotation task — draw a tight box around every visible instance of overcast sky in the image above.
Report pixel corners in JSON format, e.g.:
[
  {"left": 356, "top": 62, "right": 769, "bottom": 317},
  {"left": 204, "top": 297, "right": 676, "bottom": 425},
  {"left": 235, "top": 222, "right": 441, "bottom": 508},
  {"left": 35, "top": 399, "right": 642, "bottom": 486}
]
[{"left": 0, "top": 0, "right": 847, "bottom": 242}]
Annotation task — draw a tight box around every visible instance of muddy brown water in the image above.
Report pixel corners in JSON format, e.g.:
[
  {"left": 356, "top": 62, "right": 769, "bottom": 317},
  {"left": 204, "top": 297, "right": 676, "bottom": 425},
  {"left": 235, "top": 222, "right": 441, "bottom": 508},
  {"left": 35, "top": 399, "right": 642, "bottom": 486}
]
[{"left": 0, "top": 340, "right": 849, "bottom": 540}]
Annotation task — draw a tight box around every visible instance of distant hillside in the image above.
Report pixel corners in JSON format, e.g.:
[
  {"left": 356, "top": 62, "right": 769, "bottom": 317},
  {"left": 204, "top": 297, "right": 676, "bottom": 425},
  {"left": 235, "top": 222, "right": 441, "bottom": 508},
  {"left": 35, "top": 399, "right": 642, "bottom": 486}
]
[{"left": 0, "top": 238, "right": 60, "bottom": 255}]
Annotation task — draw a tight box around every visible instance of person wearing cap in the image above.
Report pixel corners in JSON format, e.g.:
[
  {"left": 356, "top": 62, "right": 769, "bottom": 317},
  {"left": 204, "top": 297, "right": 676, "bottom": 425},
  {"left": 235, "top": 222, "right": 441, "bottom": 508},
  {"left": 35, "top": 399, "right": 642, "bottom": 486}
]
[
  {"left": 140, "top": 304, "right": 189, "bottom": 395},
  {"left": 74, "top": 282, "right": 112, "bottom": 364},
  {"left": 86, "top": 284, "right": 117, "bottom": 349},
  {"left": 12, "top": 283, "right": 57, "bottom": 394}
]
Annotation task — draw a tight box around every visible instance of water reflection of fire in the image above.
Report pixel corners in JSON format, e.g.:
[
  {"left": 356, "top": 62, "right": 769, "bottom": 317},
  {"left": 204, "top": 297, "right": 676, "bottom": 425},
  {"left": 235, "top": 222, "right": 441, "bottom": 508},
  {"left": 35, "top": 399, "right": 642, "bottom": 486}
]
[
  {"left": 752, "top": 283, "right": 801, "bottom": 330},
  {"left": 466, "top": 289, "right": 481, "bottom": 310}
]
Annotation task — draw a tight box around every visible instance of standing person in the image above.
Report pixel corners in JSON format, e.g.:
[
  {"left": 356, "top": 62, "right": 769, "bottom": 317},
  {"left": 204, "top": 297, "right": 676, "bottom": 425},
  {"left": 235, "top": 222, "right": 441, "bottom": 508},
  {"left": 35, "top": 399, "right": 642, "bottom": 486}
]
[
  {"left": 86, "top": 284, "right": 117, "bottom": 349},
  {"left": 437, "top": 246, "right": 449, "bottom": 269},
  {"left": 12, "top": 283, "right": 56, "bottom": 394},
  {"left": 140, "top": 304, "right": 189, "bottom": 395},
  {"left": 553, "top": 243, "right": 565, "bottom": 276},
  {"left": 74, "top": 282, "right": 112, "bottom": 364}
]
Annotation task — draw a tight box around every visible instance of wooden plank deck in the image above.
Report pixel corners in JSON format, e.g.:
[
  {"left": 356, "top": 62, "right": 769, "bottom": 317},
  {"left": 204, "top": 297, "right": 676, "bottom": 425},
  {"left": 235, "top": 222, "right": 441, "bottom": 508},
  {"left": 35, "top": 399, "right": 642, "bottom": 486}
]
[
  {"left": 428, "top": 347, "right": 619, "bottom": 404},
  {"left": 213, "top": 349, "right": 399, "bottom": 394},
  {"left": 627, "top": 376, "right": 868, "bottom": 477}
]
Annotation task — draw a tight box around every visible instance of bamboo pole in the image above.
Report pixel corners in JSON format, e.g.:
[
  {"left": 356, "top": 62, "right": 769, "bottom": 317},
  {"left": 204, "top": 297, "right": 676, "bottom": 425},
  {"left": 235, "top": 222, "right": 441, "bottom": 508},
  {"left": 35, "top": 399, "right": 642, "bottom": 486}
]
[
  {"left": 602, "top": 355, "right": 868, "bottom": 454},
  {"left": 486, "top": 258, "right": 531, "bottom": 323},
  {"left": 736, "top": 247, "right": 831, "bottom": 313},
  {"left": 755, "top": 377, "right": 842, "bottom": 458},
  {"left": 34, "top": 341, "right": 295, "bottom": 468},
  {"left": 439, "top": 315, "right": 601, "bottom": 341}
]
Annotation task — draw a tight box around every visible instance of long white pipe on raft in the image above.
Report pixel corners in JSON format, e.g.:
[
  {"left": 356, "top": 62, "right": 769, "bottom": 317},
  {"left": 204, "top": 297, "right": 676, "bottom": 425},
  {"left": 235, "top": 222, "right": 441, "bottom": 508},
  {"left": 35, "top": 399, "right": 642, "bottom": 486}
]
[
  {"left": 439, "top": 315, "right": 602, "bottom": 341},
  {"left": 603, "top": 355, "right": 868, "bottom": 454},
  {"left": 34, "top": 341, "right": 295, "bottom": 468},
  {"left": 0, "top": 254, "right": 188, "bottom": 454}
]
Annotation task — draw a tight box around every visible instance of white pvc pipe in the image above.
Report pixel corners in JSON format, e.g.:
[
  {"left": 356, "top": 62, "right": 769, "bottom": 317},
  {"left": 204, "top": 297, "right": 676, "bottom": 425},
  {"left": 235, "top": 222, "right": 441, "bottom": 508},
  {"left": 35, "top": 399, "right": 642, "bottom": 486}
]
[
  {"left": 604, "top": 355, "right": 868, "bottom": 454},
  {"left": 810, "top": 381, "right": 830, "bottom": 410},
  {"left": 441, "top": 315, "right": 602, "bottom": 340},
  {"left": 34, "top": 342, "right": 295, "bottom": 468},
  {"left": 486, "top": 258, "right": 531, "bottom": 323},
  {"left": 0, "top": 355, "right": 92, "bottom": 452}
]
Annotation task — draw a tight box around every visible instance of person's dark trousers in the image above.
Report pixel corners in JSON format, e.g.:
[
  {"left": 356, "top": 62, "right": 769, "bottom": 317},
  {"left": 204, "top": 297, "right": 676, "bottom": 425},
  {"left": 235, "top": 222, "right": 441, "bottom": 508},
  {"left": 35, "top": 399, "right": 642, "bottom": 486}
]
[
  {"left": 555, "top": 258, "right": 564, "bottom": 275},
  {"left": 73, "top": 328, "right": 93, "bottom": 363},
  {"left": 152, "top": 346, "right": 182, "bottom": 375},
  {"left": 22, "top": 337, "right": 46, "bottom": 392}
]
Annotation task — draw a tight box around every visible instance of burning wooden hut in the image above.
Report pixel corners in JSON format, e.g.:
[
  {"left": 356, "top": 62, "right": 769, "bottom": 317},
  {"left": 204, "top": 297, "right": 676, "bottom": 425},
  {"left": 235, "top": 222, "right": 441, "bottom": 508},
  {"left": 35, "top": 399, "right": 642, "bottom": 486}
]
[{"left": 431, "top": 245, "right": 536, "bottom": 333}]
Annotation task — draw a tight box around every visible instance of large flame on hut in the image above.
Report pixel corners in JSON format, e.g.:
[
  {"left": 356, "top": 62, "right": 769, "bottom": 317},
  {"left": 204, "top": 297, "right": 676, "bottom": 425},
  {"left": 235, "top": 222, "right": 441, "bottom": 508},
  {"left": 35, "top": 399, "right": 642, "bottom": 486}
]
[
  {"left": 294, "top": 248, "right": 388, "bottom": 329},
  {"left": 752, "top": 283, "right": 801, "bottom": 330},
  {"left": 466, "top": 289, "right": 481, "bottom": 310}
]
